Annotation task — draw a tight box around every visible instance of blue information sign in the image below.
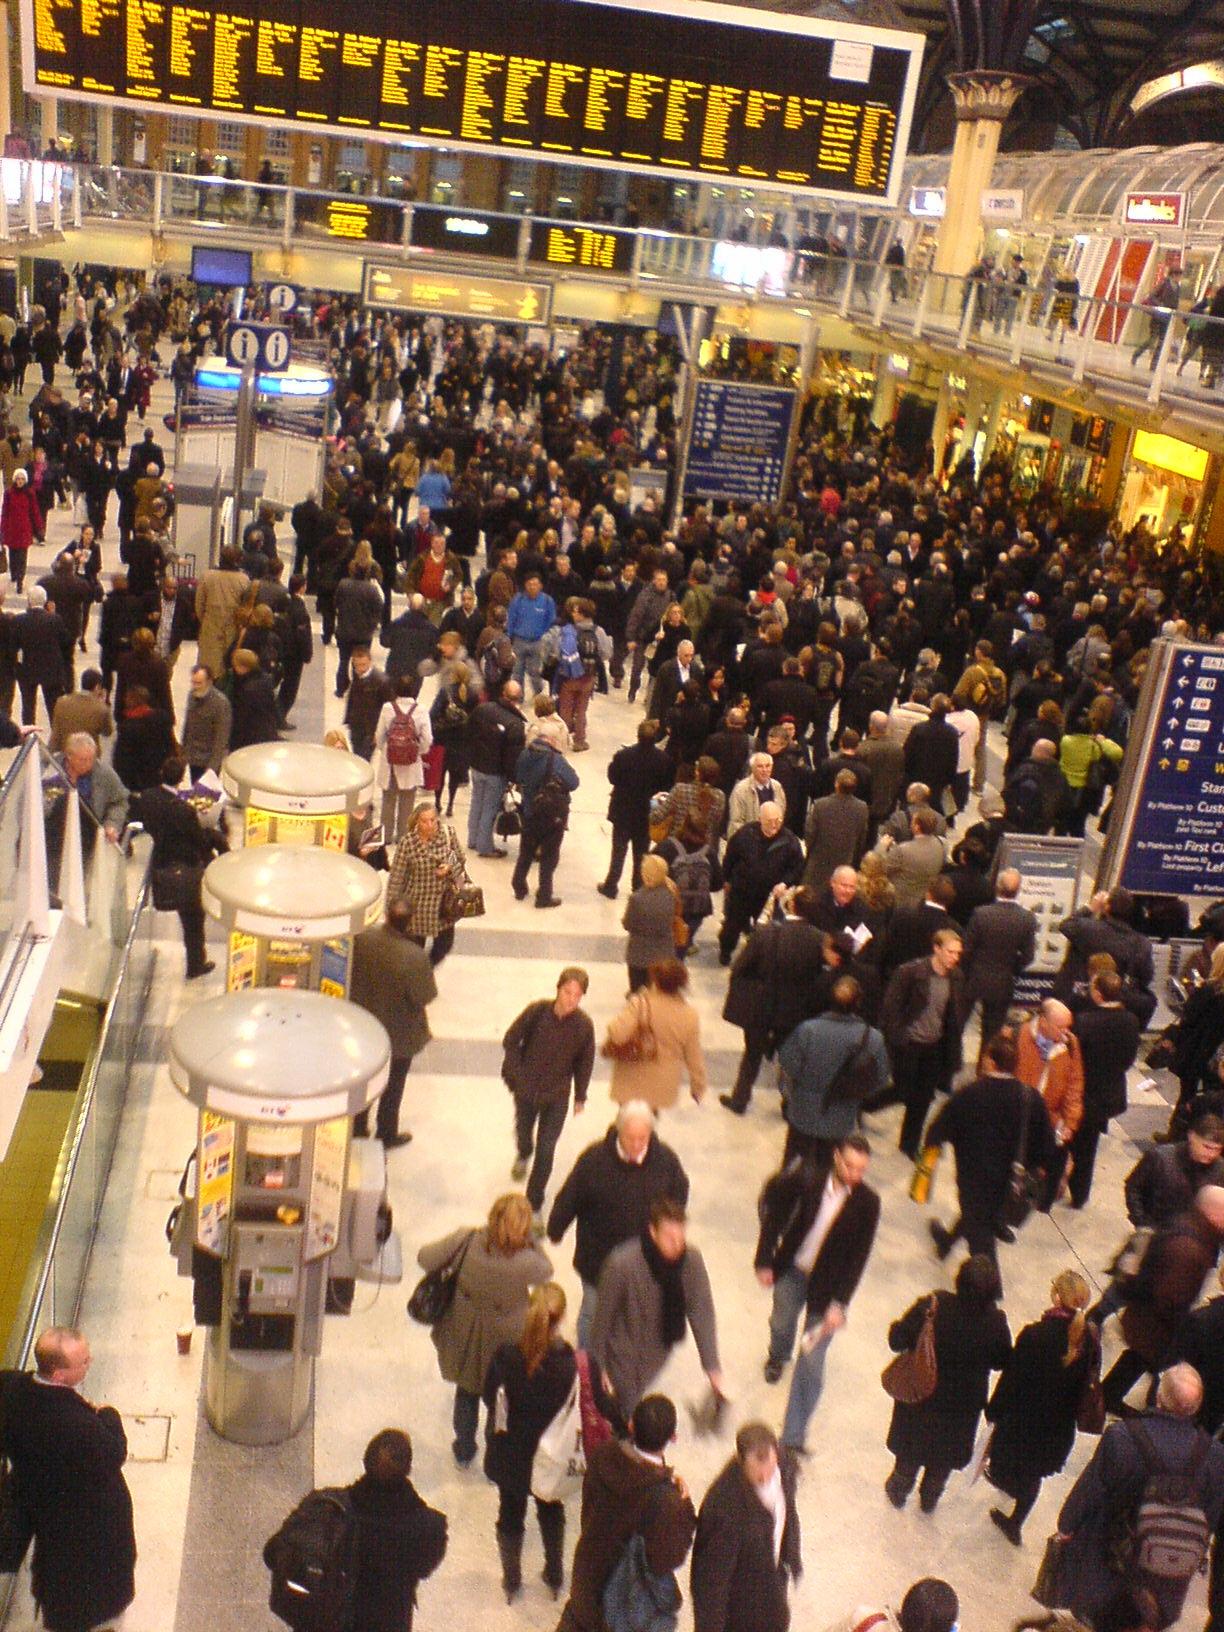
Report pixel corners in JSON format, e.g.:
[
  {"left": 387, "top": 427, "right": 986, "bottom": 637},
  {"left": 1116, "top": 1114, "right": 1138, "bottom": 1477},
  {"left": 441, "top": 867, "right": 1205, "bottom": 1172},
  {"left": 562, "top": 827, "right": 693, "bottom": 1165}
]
[
  {"left": 683, "top": 381, "right": 796, "bottom": 506},
  {"left": 1120, "top": 645, "right": 1224, "bottom": 895}
]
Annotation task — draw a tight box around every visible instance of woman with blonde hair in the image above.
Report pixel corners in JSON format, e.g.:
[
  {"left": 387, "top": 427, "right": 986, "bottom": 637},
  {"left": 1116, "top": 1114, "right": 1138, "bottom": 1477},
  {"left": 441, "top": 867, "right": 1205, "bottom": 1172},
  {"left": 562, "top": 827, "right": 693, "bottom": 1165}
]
[
  {"left": 525, "top": 690, "right": 572, "bottom": 753},
  {"left": 984, "top": 1268, "right": 1097, "bottom": 1545},
  {"left": 856, "top": 848, "right": 896, "bottom": 917},
  {"left": 417, "top": 1194, "right": 551, "bottom": 1469},
  {"left": 387, "top": 801, "right": 470, "bottom": 965},
  {"left": 623, "top": 854, "right": 678, "bottom": 992},
  {"left": 482, "top": 1283, "right": 575, "bottom": 1603}
]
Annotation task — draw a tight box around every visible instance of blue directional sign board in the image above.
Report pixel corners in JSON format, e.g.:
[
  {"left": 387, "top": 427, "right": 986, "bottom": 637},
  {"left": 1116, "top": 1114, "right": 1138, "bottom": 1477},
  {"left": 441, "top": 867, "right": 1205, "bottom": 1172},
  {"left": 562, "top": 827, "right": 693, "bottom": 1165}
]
[
  {"left": 683, "top": 381, "right": 796, "bottom": 506},
  {"left": 1119, "top": 644, "right": 1224, "bottom": 895}
]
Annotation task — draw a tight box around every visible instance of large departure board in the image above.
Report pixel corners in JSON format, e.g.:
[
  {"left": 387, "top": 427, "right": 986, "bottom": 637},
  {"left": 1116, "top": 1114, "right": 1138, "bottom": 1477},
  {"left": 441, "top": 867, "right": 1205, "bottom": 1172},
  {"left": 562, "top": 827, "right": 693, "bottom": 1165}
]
[{"left": 21, "top": 0, "right": 923, "bottom": 201}]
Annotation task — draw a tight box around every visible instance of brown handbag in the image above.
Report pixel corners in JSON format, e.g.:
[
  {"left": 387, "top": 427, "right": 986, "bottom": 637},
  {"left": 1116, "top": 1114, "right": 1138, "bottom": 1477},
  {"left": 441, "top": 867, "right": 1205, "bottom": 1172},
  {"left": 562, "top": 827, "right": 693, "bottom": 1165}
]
[
  {"left": 601, "top": 993, "right": 659, "bottom": 1064},
  {"left": 881, "top": 1294, "right": 939, "bottom": 1404}
]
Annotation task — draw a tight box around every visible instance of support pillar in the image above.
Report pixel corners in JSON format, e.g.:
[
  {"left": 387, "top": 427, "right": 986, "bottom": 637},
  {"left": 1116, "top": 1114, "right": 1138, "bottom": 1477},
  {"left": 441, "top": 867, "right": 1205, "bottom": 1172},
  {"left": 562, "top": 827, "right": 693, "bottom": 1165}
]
[
  {"left": 932, "top": 72, "right": 1031, "bottom": 292},
  {"left": 1096, "top": 421, "right": 1131, "bottom": 513},
  {"left": 96, "top": 105, "right": 113, "bottom": 166},
  {"left": 39, "top": 95, "right": 58, "bottom": 154},
  {"left": 0, "top": 4, "right": 11, "bottom": 146},
  {"left": 871, "top": 357, "right": 900, "bottom": 428},
  {"left": 931, "top": 376, "right": 955, "bottom": 480}
]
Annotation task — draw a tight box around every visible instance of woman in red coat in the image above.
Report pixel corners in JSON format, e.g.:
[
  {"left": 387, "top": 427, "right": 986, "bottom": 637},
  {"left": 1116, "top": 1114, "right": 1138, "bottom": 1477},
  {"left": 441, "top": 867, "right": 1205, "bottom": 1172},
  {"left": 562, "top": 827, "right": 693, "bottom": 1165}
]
[{"left": 0, "top": 467, "right": 43, "bottom": 591}]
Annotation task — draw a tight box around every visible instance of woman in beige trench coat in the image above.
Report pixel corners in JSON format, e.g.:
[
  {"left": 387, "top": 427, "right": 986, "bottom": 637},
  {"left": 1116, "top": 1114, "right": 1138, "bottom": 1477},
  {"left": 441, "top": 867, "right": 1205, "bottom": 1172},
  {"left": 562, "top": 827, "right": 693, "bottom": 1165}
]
[{"left": 605, "top": 957, "right": 707, "bottom": 1111}]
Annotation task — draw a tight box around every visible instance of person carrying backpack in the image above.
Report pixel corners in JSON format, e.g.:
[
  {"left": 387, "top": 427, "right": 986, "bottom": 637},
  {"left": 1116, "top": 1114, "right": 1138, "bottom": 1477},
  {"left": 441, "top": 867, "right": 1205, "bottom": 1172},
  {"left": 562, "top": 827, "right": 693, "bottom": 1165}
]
[
  {"left": 952, "top": 640, "right": 1008, "bottom": 795},
  {"left": 264, "top": 1428, "right": 447, "bottom": 1632},
  {"left": 1053, "top": 1364, "right": 1224, "bottom": 1631},
  {"left": 656, "top": 821, "right": 723, "bottom": 954},
  {"left": 555, "top": 1394, "right": 696, "bottom": 1632},
  {"left": 512, "top": 737, "right": 580, "bottom": 909},
  {"left": 555, "top": 600, "right": 611, "bottom": 753},
  {"left": 373, "top": 675, "right": 434, "bottom": 845}
]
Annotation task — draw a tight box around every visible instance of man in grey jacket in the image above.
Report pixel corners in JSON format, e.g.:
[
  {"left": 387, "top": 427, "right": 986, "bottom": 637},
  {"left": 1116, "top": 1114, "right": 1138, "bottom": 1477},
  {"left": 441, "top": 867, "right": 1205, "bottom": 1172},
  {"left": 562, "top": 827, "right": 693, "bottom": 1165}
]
[
  {"left": 335, "top": 566, "right": 385, "bottom": 698},
  {"left": 349, "top": 897, "right": 438, "bottom": 1147},
  {"left": 181, "top": 664, "right": 232, "bottom": 779},
  {"left": 591, "top": 1197, "right": 723, "bottom": 1420},
  {"left": 961, "top": 869, "right": 1036, "bottom": 1045}
]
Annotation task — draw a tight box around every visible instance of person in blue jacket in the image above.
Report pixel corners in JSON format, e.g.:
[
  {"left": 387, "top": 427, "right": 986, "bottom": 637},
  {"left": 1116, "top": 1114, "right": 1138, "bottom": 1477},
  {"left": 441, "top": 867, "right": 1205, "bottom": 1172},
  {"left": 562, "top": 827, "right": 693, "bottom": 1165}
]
[
  {"left": 512, "top": 737, "right": 578, "bottom": 909},
  {"left": 507, "top": 573, "right": 557, "bottom": 700}
]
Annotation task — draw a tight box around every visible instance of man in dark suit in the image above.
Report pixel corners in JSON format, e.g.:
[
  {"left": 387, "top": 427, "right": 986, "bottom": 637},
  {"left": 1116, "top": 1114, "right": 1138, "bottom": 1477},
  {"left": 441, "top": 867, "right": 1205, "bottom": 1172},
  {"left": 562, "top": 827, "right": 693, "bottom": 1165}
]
[
  {"left": 133, "top": 755, "right": 226, "bottom": 978},
  {"left": 801, "top": 771, "right": 869, "bottom": 893},
  {"left": 13, "top": 585, "right": 71, "bottom": 725},
  {"left": 880, "top": 874, "right": 957, "bottom": 979},
  {"left": 0, "top": 1327, "right": 136, "bottom": 1632},
  {"left": 926, "top": 1029, "right": 1058, "bottom": 1266},
  {"left": 598, "top": 720, "right": 673, "bottom": 898},
  {"left": 645, "top": 637, "right": 702, "bottom": 723},
  {"left": 348, "top": 898, "right": 438, "bottom": 1148},
  {"left": 720, "top": 886, "right": 828, "bottom": 1113},
  {"left": 875, "top": 928, "right": 965, "bottom": 1158},
  {"left": 960, "top": 868, "right": 1037, "bottom": 1043},
  {"left": 754, "top": 1136, "right": 880, "bottom": 1447},
  {"left": 902, "top": 694, "right": 960, "bottom": 813},
  {"left": 691, "top": 1424, "right": 801, "bottom": 1632}
]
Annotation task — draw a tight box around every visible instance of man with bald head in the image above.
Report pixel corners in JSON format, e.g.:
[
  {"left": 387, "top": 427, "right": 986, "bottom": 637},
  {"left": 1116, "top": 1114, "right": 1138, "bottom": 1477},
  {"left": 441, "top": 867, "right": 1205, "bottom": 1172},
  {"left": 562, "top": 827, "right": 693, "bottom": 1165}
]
[
  {"left": 1015, "top": 997, "right": 1084, "bottom": 1208},
  {"left": 961, "top": 867, "right": 1037, "bottom": 1048},
  {"left": 0, "top": 1326, "right": 136, "bottom": 1632},
  {"left": 546, "top": 1100, "right": 689, "bottom": 1347},
  {"left": 718, "top": 801, "right": 804, "bottom": 965},
  {"left": 1058, "top": 1360, "right": 1224, "bottom": 1629}
]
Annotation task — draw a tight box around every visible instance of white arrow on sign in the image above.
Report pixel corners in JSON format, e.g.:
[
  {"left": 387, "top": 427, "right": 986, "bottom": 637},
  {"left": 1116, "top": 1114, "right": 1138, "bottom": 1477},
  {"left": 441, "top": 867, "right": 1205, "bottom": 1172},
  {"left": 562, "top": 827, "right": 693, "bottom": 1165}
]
[{"left": 1178, "top": 676, "right": 1190, "bottom": 688}]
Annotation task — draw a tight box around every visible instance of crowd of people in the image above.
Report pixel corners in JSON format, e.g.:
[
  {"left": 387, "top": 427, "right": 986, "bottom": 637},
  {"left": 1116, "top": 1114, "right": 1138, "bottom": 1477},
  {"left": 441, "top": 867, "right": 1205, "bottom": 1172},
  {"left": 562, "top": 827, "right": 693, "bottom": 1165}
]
[{"left": 4, "top": 278, "right": 1224, "bottom": 1632}]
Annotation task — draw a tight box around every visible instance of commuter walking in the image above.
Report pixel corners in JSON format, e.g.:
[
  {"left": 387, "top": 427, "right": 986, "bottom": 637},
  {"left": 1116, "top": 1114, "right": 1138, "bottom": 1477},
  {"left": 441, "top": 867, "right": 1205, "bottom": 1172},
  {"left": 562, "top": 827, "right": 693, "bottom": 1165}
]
[
  {"left": 503, "top": 967, "right": 595, "bottom": 1218},
  {"left": 417, "top": 1194, "right": 551, "bottom": 1468},
  {"left": 483, "top": 1284, "right": 575, "bottom": 1603}
]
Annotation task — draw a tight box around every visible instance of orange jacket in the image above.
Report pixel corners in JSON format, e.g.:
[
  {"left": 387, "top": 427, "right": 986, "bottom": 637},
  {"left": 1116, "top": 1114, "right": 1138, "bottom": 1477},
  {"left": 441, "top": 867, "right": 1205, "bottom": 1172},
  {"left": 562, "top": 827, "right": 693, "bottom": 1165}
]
[{"left": 1016, "top": 1020, "right": 1084, "bottom": 1136}]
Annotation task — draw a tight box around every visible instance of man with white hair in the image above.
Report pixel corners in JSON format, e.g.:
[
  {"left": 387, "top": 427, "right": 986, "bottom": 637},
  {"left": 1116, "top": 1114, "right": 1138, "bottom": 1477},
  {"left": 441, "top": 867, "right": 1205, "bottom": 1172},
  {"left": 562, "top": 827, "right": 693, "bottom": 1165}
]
[
  {"left": 1057, "top": 1360, "right": 1224, "bottom": 1630},
  {"left": 546, "top": 1100, "right": 689, "bottom": 1347},
  {"left": 727, "top": 752, "right": 787, "bottom": 838}
]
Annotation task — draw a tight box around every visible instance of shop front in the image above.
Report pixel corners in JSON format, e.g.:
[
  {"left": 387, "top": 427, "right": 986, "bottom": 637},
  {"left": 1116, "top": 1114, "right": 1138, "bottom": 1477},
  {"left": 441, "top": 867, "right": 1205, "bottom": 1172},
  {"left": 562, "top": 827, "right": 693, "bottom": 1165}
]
[{"left": 1116, "top": 428, "right": 1211, "bottom": 539}]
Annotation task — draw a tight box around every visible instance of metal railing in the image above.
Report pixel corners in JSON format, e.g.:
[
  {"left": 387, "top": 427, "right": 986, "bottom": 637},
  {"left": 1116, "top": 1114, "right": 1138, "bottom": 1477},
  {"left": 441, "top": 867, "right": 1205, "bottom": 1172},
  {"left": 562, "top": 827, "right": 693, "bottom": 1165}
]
[
  {"left": 47, "top": 160, "right": 1224, "bottom": 423},
  {"left": 0, "top": 863, "right": 153, "bottom": 1626}
]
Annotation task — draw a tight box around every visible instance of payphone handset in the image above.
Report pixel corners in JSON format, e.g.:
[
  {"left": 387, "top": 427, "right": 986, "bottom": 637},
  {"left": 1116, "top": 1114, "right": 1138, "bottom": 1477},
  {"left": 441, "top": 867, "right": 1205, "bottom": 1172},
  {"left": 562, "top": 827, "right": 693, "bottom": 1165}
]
[{"left": 232, "top": 1223, "right": 303, "bottom": 1317}]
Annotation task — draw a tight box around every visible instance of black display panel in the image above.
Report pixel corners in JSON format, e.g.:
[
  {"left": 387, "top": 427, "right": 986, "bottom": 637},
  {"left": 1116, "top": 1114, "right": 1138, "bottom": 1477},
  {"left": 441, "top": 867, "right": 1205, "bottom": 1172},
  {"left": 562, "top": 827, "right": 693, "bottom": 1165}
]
[
  {"left": 192, "top": 245, "right": 253, "bottom": 285},
  {"left": 528, "top": 220, "right": 636, "bottom": 274},
  {"left": 295, "top": 195, "right": 404, "bottom": 243},
  {"left": 409, "top": 206, "right": 521, "bottom": 258},
  {"left": 22, "top": 0, "right": 922, "bottom": 200}
]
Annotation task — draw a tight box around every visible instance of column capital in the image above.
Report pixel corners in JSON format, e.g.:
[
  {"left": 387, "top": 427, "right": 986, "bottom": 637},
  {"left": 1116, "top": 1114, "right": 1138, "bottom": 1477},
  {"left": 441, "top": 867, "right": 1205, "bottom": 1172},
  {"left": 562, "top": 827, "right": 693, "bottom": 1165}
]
[{"left": 946, "top": 70, "right": 1033, "bottom": 123}]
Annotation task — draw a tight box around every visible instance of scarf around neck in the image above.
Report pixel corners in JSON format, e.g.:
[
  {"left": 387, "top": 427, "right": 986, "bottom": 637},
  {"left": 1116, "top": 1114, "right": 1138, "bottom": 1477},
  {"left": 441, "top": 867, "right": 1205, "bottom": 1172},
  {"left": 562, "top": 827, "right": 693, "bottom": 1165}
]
[{"left": 641, "top": 1227, "right": 688, "bottom": 1348}]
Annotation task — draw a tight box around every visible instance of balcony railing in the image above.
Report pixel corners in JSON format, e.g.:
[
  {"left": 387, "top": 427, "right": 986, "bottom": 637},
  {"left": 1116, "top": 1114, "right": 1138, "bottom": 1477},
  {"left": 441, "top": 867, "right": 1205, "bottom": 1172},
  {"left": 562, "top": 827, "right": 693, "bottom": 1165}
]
[{"left": 35, "top": 161, "right": 1224, "bottom": 427}]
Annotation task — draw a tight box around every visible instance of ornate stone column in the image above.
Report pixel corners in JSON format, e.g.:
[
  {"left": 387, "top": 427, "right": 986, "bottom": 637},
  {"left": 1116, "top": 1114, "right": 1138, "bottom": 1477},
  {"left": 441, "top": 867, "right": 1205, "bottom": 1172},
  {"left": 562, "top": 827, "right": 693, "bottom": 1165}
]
[{"left": 932, "top": 71, "right": 1032, "bottom": 283}]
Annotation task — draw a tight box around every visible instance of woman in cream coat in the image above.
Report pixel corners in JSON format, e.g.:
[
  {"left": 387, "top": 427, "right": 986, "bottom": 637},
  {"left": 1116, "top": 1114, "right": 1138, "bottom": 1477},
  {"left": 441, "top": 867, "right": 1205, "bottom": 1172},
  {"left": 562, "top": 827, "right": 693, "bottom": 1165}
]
[{"left": 605, "top": 957, "right": 707, "bottom": 1112}]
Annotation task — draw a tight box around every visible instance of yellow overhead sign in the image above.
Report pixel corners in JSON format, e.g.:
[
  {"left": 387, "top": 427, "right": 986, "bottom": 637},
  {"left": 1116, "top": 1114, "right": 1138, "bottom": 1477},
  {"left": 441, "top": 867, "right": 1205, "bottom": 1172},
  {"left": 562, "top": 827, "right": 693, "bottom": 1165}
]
[
  {"left": 363, "top": 263, "right": 552, "bottom": 323},
  {"left": 1131, "top": 429, "right": 1209, "bottom": 482}
]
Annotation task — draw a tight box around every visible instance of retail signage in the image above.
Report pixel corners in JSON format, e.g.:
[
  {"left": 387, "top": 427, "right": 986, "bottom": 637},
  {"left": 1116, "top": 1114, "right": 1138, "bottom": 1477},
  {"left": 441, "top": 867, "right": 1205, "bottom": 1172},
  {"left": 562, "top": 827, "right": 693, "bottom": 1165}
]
[
  {"left": 981, "top": 189, "right": 1024, "bottom": 222},
  {"left": 908, "top": 186, "right": 945, "bottom": 218},
  {"left": 1124, "top": 191, "right": 1185, "bottom": 228},
  {"left": 362, "top": 261, "right": 551, "bottom": 323},
  {"left": 683, "top": 379, "right": 797, "bottom": 505},
  {"left": 1103, "top": 642, "right": 1224, "bottom": 896}
]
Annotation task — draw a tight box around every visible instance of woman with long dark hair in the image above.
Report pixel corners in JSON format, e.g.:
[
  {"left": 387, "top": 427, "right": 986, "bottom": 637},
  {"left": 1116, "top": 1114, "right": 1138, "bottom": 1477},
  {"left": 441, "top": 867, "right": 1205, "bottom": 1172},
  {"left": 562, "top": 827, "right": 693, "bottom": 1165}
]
[{"left": 483, "top": 1283, "right": 575, "bottom": 1604}]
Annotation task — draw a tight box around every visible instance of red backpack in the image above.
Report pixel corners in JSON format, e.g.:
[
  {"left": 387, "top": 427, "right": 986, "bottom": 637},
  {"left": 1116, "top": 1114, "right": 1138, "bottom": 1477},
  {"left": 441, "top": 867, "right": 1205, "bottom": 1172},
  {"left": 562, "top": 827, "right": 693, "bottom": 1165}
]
[{"left": 384, "top": 701, "right": 421, "bottom": 767}]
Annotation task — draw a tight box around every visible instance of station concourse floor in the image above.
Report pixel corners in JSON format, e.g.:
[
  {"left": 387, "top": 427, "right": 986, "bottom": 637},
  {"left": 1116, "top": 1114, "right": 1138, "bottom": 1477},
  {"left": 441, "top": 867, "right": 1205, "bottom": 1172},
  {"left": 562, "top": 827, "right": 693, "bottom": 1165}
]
[{"left": 0, "top": 366, "right": 1204, "bottom": 1632}]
